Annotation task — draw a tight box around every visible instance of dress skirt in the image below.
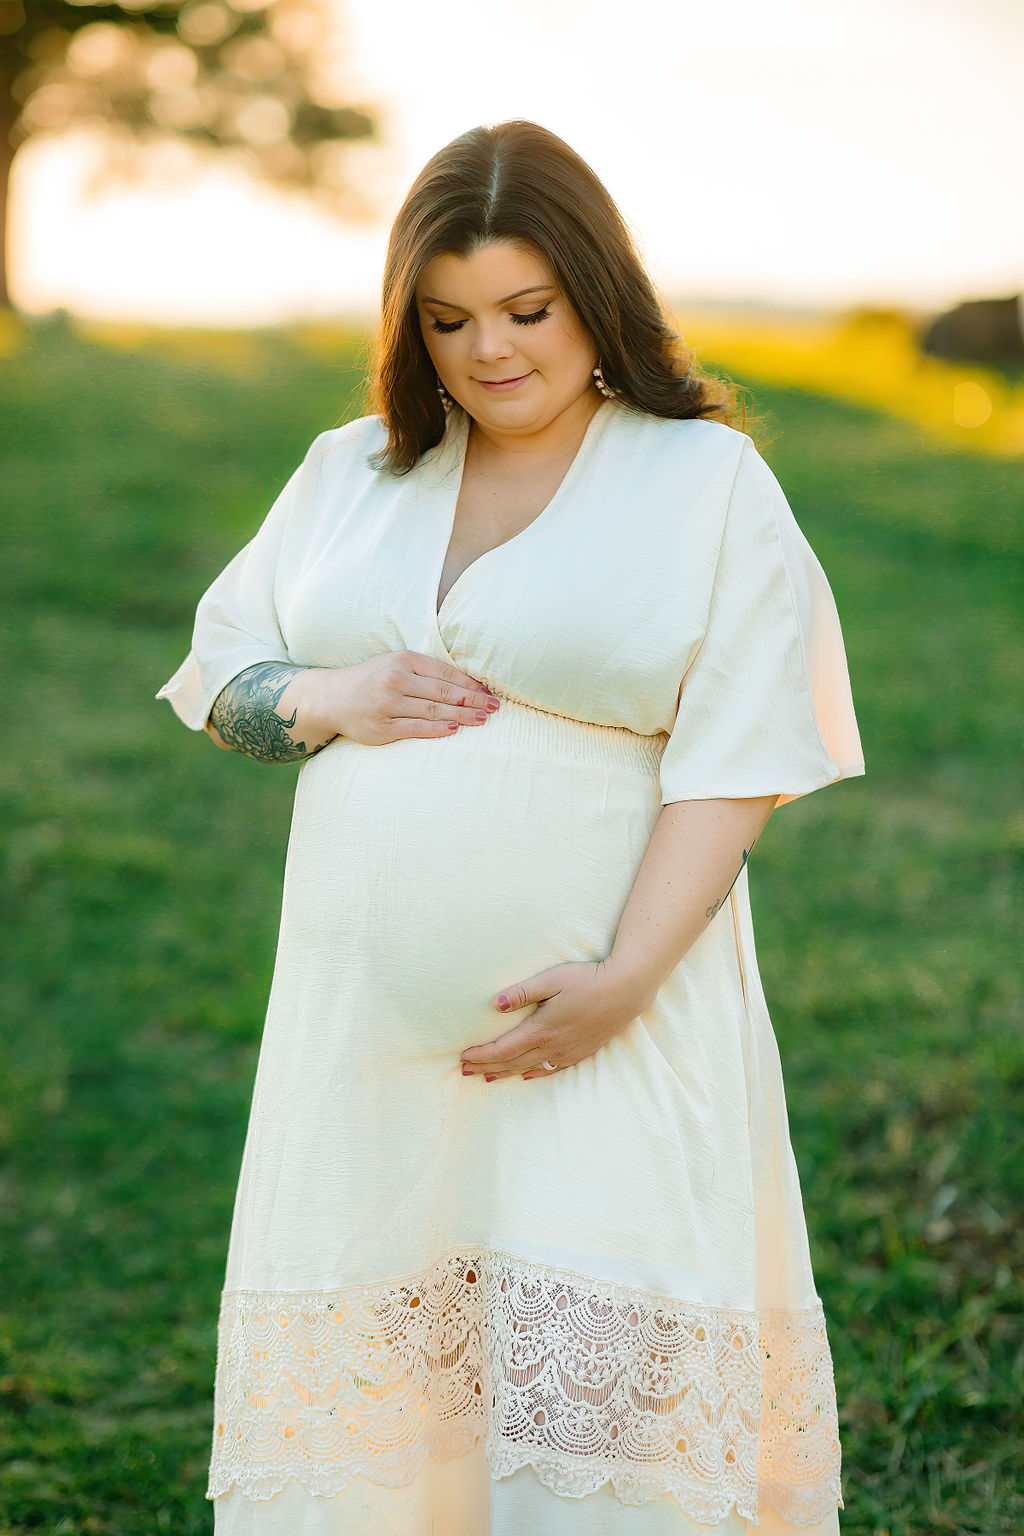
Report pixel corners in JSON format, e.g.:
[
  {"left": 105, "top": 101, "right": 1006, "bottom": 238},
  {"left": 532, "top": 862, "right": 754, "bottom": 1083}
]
[{"left": 205, "top": 690, "right": 845, "bottom": 1532}]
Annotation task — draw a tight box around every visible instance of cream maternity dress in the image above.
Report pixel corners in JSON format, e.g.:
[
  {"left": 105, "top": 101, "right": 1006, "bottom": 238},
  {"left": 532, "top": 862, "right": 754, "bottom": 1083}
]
[{"left": 156, "top": 396, "right": 865, "bottom": 1535}]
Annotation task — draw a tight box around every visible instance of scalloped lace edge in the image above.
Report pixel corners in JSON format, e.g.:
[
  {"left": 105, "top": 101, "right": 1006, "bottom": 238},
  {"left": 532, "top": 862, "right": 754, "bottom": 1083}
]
[{"left": 207, "top": 1244, "right": 844, "bottom": 1527}]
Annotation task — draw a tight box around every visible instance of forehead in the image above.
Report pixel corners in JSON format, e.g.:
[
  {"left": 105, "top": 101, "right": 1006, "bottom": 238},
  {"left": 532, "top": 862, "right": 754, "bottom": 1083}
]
[{"left": 416, "top": 241, "right": 555, "bottom": 300}]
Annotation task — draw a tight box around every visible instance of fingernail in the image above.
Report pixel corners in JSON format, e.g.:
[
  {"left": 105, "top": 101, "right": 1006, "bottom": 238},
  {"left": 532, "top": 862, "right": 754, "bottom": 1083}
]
[
  {"left": 461, "top": 1067, "right": 473, "bottom": 1076},
  {"left": 446, "top": 721, "right": 459, "bottom": 731},
  {"left": 484, "top": 1075, "right": 497, "bottom": 1083},
  {"left": 496, "top": 995, "right": 510, "bottom": 1011},
  {"left": 474, "top": 712, "right": 488, "bottom": 723},
  {"left": 485, "top": 699, "right": 500, "bottom": 711}
]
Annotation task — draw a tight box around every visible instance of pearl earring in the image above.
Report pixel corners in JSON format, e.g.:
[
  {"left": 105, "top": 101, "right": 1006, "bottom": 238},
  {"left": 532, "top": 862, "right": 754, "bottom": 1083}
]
[
  {"left": 436, "top": 375, "right": 453, "bottom": 413},
  {"left": 592, "top": 360, "right": 616, "bottom": 399}
]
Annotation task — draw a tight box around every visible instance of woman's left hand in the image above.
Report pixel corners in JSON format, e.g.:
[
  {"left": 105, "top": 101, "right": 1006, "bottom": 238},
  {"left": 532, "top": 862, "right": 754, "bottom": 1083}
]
[{"left": 459, "top": 958, "right": 655, "bottom": 1081}]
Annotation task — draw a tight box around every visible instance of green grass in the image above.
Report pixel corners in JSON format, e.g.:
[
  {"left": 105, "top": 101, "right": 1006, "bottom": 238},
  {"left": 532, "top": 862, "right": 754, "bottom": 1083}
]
[{"left": 1, "top": 317, "right": 1021, "bottom": 1534}]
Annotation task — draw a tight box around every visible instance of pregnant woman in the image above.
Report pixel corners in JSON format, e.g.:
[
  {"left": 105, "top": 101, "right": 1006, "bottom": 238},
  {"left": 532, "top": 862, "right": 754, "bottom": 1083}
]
[{"left": 156, "top": 119, "right": 865, "bottom": 1536}]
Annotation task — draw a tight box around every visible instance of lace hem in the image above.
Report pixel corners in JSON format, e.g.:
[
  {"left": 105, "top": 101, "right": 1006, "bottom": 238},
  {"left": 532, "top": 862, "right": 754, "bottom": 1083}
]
[{"left": 207, "top": 1246, "right": 844, "bottom": 1526}]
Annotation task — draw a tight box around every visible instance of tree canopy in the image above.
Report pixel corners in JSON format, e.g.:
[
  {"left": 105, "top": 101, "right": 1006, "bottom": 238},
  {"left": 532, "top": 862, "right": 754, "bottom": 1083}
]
[{"left": 0, "top": 0, "right": 377, "bottom": 308}]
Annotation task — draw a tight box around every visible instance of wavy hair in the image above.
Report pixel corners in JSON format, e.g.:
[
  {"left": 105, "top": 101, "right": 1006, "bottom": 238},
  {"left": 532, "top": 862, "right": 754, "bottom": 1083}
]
[{"left": 365, "top": 119, "right": 751, "bottom": 474}]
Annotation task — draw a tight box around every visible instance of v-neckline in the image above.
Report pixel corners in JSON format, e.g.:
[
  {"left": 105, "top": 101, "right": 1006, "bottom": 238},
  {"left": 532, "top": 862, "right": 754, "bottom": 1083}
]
[{"left": 433, "top": 398, "right": 615, "bottom": 621}]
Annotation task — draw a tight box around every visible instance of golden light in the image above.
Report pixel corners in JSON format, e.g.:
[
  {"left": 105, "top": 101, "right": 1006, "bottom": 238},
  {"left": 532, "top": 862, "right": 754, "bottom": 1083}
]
[
  {"left": 233, "top": 96, "right": 292, "bottom": 145},
  {"left": 66, "top": 23, "right": 133, "bottom": 74},
  {"left": 143, "top": 44, "right": 200, "bottom": 91},
  {"left": 148, "top": 87, "right": 209, "bottom": 132},
  {"left": 952, "top": 381, "right": 994, "bottom": 429},
  {"left": 177, "top": 2, "right": 237, "bottom": 47},
  {"left": 10, "top": 0, "right": 1023, "bottom": 351},
  {"left": 222, "top": 36, "right": 286, "bottom": 82},
  {"left": 267, "top": 1, "right": 323, "bottom": 52}
]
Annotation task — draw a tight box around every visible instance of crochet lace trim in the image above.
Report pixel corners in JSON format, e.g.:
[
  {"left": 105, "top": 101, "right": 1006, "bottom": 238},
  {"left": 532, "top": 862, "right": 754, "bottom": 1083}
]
[{"left": 208, "top": 1246, "right": 844, "bottom": 1526}]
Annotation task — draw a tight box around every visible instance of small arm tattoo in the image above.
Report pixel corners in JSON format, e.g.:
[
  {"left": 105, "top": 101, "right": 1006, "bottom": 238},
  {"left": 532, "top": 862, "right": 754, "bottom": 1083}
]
[
  {"left": 705, "top": 834, "right": 761, "bottom": 921},
  {"left": 209, "top": 662, "right": 327, "bottom": 763}
]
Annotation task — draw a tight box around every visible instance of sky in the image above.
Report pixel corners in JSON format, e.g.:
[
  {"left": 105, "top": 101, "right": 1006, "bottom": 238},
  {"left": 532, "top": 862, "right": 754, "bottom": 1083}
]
[{"left": 11, "top": 0, "right": 1024, "bottom": 325}]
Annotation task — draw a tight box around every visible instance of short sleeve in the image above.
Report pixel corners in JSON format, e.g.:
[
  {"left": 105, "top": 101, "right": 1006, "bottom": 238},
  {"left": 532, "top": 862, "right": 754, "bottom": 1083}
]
[
  {"left": 658, "top": 435, "right": 866, "bottom": 808},
  {"left": 154, "top": 440, "right": 320, "bottom": 732}
]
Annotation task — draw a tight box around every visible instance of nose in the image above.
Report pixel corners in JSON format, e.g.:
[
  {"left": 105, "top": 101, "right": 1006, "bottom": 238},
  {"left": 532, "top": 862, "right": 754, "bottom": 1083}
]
[{"left": 470, "top": 318, "right": 515, "bottom": 364}]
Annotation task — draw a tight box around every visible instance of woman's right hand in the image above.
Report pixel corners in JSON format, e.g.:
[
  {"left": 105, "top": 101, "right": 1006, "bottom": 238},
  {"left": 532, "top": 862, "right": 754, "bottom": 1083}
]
[{"left": 311, "top": 651, "right": 501, "bottom": 746}]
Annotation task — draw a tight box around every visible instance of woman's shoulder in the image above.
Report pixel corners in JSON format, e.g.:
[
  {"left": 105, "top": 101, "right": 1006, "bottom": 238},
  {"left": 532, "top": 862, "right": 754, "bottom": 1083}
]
[
  {"left": 306, "top": 413, "right": 389, "bottom": 471},
  {"left": 608, "top": 407, "right": 755, "bottom": 509},
  {"left": 615, "top": 403, "right": 752, "bottom": 465}
]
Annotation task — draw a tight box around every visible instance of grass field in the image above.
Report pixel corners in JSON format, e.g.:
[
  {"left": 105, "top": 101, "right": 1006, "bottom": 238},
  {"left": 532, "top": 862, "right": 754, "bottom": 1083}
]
[{"left": 0, "top": 315, "right": 1021, "bottom": 1534}]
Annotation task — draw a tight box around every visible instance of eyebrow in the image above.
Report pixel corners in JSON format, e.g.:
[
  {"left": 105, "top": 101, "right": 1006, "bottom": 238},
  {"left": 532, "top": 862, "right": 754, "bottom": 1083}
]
[{"left": 419, "top": 285, "right": 555, "bottom": 309}]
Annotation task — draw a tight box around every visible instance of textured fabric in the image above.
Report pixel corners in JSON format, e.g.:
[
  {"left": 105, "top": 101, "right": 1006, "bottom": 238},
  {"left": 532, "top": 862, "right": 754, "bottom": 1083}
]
[{"left": 156, "top": 398, "right": 863, "bottom": 1531}]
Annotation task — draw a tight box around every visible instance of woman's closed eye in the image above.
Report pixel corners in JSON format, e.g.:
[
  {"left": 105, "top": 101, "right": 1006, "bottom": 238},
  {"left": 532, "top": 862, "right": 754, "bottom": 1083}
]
[{"left": 430, "top": 305, "right": 552, "bottom": 335}]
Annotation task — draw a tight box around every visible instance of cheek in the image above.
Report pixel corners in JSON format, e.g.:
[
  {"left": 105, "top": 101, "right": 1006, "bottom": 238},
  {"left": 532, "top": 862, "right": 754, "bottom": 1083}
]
[
  {"left": 539, "top": 318, "right": 593, "bottom": 372},
  {"left": 425, "top": 330, "right": 465, "bottom": 369}
]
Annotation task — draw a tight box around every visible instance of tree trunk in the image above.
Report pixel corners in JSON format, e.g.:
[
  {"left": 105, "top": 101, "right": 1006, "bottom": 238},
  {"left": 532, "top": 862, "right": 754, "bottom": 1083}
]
[
  {"left": 0, "top": 135, "right": 11, "bottom": 310},
  {"left": 0, "top": 20, "right": 16, "bottom": 312},
  {"left": 0, "top": 77, "right": 17, "bottom": 315}
]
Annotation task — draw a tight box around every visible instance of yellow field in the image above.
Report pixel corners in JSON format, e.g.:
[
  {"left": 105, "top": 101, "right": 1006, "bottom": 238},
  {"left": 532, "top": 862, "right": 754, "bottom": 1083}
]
[
  {"left": 6, "top": 304, "right": 1022, "bottom": 457},
  {"left": 675, "top": 307, "right": 1024, "bottom": 458}
]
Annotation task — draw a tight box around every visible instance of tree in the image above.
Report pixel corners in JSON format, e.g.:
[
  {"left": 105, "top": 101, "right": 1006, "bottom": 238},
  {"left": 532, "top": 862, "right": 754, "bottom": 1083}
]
[{"left": 0, "top": 0, "right": 377, "bottom": 311}]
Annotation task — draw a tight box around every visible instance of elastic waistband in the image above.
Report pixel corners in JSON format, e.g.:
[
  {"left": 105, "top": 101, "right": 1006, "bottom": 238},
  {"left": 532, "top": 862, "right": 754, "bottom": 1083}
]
[{"left": 464, "top": 688, "right": 667, "bottom": 776}]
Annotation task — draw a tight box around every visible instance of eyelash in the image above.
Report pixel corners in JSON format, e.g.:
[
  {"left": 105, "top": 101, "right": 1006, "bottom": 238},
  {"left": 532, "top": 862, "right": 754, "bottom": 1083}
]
[{"left": 429, "top": 305, "right": 552, "bottom": 335}]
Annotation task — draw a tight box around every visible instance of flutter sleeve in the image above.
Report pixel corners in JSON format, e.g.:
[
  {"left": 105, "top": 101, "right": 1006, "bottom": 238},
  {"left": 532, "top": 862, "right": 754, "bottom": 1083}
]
[
  {"left": 658, "top": 434, "right": 866, "bottom": 808},
  {"left": 154, "top": 438, "right": 321, "bottom": 732}
]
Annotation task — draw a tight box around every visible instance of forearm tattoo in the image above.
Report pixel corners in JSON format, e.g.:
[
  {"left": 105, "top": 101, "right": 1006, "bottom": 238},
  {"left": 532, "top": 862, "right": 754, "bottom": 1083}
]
[
  {"left": 209, "top": 662, "right": 329, "bottom": 763},
  {"left": 705, "top": 829, "right": 763, "bottom": 922}
]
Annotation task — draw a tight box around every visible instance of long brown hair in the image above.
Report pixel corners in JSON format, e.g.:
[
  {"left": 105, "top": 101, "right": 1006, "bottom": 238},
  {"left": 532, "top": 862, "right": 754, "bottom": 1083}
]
[{"left": 365, "top": 119, "right": 749, "bottom": 475}]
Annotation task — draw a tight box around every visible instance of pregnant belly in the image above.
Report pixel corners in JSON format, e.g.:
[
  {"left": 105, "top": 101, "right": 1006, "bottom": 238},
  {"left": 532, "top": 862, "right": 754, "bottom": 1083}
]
[{"left": 274, "top": 699, "right": 666, "bottom": 1057}]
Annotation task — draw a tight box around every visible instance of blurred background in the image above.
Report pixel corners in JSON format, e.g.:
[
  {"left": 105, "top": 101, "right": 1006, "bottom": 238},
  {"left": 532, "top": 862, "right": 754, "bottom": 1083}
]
[{"left": 0, "top": 1, "right": 1021, "bottom": 1532}]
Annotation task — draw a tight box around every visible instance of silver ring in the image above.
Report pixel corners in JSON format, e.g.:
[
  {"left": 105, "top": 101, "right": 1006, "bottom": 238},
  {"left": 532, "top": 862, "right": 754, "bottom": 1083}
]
[{"left": 541, "top": 1059, "right": 557, "bottom": 1072}]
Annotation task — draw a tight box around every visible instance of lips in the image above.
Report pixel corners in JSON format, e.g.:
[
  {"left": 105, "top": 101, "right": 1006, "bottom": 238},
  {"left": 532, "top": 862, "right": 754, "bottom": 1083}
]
[{"left": 476, "top": 371, "right": 534, "bottom": 389}]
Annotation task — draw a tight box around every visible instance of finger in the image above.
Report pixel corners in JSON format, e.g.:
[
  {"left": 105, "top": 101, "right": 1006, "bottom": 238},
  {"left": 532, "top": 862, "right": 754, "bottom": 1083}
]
[
  {"left": 394, "top": 690, "right": 500, "bottom": 728},
  {"left": 473, "top": 1056, "right": 568, "bottom": 1082},
  {"left": 508, "top": 1043, "right": 566, "bottom": 1075},
  {"left": 460, "top": 975, "right": 565, "bottom": 1069},
  {"left": 461, "top": 1021, "right": 548, "bottom": 1070},
  {"left": 468, "top": 1014, "right": 575, "bottom": 1075},
  {"left": 492, "top": 969, "right": 567, "bottom": 1016},
  {"left": 406, "top": 655, "right": 500, "bottom": 713},
  {"left": 388, "top": 716, "right": 474, "bottom": 738},
  {"left": 501, "top": 1051, "right": 564, "bottom": 1077},
  {"left": 521, "top": 1059, "right": 567, "bottom": 1079},
  {"left": 463, "top": 1019, "right": 543, "bottom": 1069},
  {"left": 471, "top": 1059, "right": 553, "bottom": 1082}
]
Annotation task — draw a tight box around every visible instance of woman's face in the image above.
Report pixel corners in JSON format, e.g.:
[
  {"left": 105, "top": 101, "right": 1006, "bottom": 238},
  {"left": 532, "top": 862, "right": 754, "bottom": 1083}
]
[{"left": 414, "top": 240, "right": 599, "bottom": 439}]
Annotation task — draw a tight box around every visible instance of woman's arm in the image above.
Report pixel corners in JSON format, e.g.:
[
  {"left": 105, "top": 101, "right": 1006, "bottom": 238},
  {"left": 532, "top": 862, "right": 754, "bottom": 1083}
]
[
  {"left": 204, "top": 653, "right": 504, "bottom": 762},
  {"left": 605, "top": 794, "right": 780, "bottom": 1007},
  {"left": 459, "top": 793, "right": 780, "bottom": 1079},
  {"left": 205, "top": 663, "right": 338, "bottom": 761}
]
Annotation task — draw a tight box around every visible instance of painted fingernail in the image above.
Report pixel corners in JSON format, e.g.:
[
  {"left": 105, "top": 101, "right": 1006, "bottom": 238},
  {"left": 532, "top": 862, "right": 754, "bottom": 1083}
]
[
  {"left": 461, "top": 1067, "right": 473, "bottom": 1076},
  {"left": 496, "top": 995, "right": 510, "bottom": 1011},
  {"left": 485, "top": 699, "right": 500, "bottom": 711},
  {"left": 446, "top": 721, "right": 459, "bottom": 731},
  {"left": 474, "top": 712, "right": 488, "bottom": 723},
  {"left": 485, "top": 1075, "right": 497, "bottom": 1083}
]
